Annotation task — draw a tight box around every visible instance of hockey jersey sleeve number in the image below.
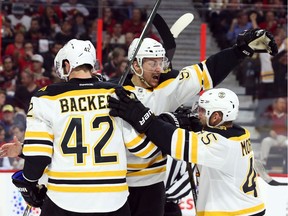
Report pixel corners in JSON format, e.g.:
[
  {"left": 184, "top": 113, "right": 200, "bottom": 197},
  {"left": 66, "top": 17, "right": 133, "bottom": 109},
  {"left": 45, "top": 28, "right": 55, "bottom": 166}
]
[{"left": 60, "top": 116, "right": 117, "bottom": 165}]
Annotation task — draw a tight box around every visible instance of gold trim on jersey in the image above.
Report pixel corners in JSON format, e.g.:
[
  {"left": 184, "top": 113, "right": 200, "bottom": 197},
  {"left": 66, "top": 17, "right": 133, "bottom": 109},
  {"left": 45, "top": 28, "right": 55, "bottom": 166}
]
[
  {"left": 156, "top": 79, "right": 174, "bottom": 89},
  {"left": 39, "top": 89, "right": 114, "bottom": 100},
  {"left": 191, "top": 132, "right": 198, "bottom": 163},
  {"left": 127, "top": 166, "right": 166, "bottom": 177},
  {"left": 197, "top": 203, "right": 265, "bottom": 216},
  {"left": 202, "top": 68, "right": 212, "bottom": 89},
  {"left": 125, "top": 134, "right": 145, "bottom": 148},
  {"left": 175, "top": 129, "right": 184, "bottom": 159},
  {"left": 47, "top": 184, "right": 128, "bottom": 193},
  {"left": 134, "top": 143, "right": 157, "bottom": 158},
  {"left": 127, "top": 154, "right": 165, "bottom": 169},
  {"left": 126, "top": 134, "right": 158, "bottom": 158},
  {"left": 23, "top": 145, "right": 53, "bottom": 155},
  {"left": 47, "top": 170, "right": 127, "bottom": 178},
  {"left": 25, "top": 131, "right": 54, "bottom": 140},
  {"left": 192, "top": 65, "right": 202, "bottom": 86}
]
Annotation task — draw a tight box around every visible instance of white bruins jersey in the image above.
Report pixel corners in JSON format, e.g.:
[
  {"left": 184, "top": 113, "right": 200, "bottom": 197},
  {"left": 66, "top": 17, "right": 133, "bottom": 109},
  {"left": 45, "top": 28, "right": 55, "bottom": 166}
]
[
  {"left": 164, "top": 125, "right": 265, "bottom": 215},
  {"left": 123, "top": 63, "right": 213, "bottom": 186},
  {"left": 22, "top": 79, "right": 157, "bottom": 213}
]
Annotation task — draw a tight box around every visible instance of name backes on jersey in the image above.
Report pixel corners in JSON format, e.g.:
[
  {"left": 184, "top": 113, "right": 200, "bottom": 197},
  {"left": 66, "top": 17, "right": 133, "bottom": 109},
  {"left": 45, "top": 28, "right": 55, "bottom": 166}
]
[{"left": 59, "top": 95, "right": 109, "bottom": 113}]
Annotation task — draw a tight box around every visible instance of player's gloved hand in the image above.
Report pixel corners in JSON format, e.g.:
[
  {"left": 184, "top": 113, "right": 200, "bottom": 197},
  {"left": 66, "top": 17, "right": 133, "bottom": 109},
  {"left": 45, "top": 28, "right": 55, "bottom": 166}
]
[
  {"left": 173, "top": 106, "right": 203, "bottom": 132},
  {"left": 158, "top": 112, "right": 180, "bottom": 127},
  {"left": 12, "top": 170, "right": 47, "bottom": 207},
  {"left": 236, "top": 29, "right": 278, "bottom": 57},
  {"left": 108, "top": 87, "right": 155, "bottom": 133}
]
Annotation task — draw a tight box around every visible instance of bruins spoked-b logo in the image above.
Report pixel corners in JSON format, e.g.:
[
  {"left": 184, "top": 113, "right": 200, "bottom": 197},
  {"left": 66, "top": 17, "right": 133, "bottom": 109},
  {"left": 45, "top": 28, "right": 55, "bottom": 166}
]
[{"left": 218, "top": 91, "right": 226, "bottom": 99}]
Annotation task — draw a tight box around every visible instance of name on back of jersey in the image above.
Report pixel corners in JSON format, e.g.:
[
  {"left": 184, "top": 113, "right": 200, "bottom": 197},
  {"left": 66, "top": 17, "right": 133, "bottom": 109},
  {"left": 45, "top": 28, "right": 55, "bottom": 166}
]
[{"left": 59, "top": 95, "right": 109, "bottom": 113}]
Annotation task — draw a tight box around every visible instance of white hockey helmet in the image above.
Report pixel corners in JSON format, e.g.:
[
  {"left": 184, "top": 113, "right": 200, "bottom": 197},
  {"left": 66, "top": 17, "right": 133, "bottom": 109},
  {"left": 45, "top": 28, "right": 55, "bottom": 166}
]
[
  {"left": 128, "top": 37, "right": 166, "bottom": 70},
  {"left": 198, "top": 88, "right": 239, "bottom": 125},
  {"left": 54, "top": 39, "right": 97, "bottom": 80}
]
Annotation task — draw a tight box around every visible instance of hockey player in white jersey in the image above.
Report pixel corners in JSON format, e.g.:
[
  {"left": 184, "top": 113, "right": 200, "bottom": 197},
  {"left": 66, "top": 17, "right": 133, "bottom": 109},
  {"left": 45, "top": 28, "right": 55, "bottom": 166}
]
[
  {"left": 108, "top": 87, "right": 266, "bottom": 216},
  {"left": 109, "top": 28, "right": 277, "bottom": 215},
  {"left": 10, "top": 39, "right": 159, "bottom": 216}
]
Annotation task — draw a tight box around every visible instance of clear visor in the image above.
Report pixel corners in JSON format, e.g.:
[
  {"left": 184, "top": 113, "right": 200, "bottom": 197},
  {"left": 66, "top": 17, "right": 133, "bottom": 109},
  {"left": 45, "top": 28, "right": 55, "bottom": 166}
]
[{"left": 143, "top": 57, "right": 170, "bottom": 71}]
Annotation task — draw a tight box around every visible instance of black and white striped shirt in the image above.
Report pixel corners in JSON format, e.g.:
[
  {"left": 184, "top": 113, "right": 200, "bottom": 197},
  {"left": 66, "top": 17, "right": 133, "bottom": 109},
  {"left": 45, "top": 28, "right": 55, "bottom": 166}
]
[{"left": 165, "top": 156, "right": 191, "bottom": 202}]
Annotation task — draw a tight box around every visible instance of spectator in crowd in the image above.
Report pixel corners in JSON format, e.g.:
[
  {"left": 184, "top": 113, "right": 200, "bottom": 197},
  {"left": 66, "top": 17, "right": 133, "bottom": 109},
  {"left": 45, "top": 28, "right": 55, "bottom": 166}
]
[
  {"left": 0, "top": 125, "right": 11, "bottom": 169},
  {"left": 102, "top": 33, "right": 114, "bottom": 65},
  {"left": 25, "top": 17, "right": 44, "bottom": 51},
  {"left": 7, "top": 2, "right": 32, "bottom": 31},
  {"left": 42, "top": 41, "right": 63, "bottom": 80},
  {"left": 122, "top": 8, "right": 145, "bottom": 35},
  {"left": 115, "top": 0, "right": 139, "bottom": 23},
  {"left": 31, "top": 54, "right": 53, "bottom": 88},
  {"left": 39, "top": 5, "right": 62, "bottom": 38},
  {"left": 109, "top": 59, "right": 129, "bottom": 82},
  {"left": 226, "top": 11, "right": 253, "bottom": 46},
  {"left": 1, "top": 17, "right": 15, "bottom": 54},
  {"left": 10, "top": 125, "right": 25, "bottom": 170},
  {"left": 60, "top": 0, "right": 90, "bottom": 19},
  {"left": 109, "top": 22, "right": 126, "bottom": 49},
  {"left": 102, "top": 7, "right": 117, "bottom": 35},
  {"left": 54, "top": 20, "right": 74, "bottom": 45},
  {"left": 207, "top": 0, "right": 243, "bottom": 49},
  {"left": 0, "top": 56, "right": 18, "bottom": 100},
  {"left": 272, "top": 38, "right": 287, "bottom": 98},
  {"left": 71, "top": 11, "right": 88, "bottom": 39},
  {"left": 258, "top": 11, "right": 279, "bottom": 36},
  {"left": 4, "top": 31, "right": 25, "bottom": 66},
  {"left": 79, "top": 19, "right": 98, "bottom": 44},
  {"left": 18, "top": 41, "right": 34, "bottom": 72},
  {"left": 102, "top": 47, "right": 126, "bottom": 79},
  {"left": 255, "top": 32, "right": 286, "bottom": 119},
  {"left": 123, "top": 31, "right": 135, "bottom": 54},
  {"left": 0, "top": 90, "right": 7, "bottom": 121},
  {"left": 0, "top": 105, "right": 18, "bottom": 142},
  {"left": 14, "top": 69, "right": 40, "bottom": 113},
  {"left": 258, "top": 97, "right": 287, "bottom": 165}
]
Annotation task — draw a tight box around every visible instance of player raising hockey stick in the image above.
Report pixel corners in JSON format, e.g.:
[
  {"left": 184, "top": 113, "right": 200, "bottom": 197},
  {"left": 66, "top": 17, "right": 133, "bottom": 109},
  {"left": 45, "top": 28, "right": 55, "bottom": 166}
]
[
  {"left": 109, "top": 28, "right": 277, "bottom": 216},
  {"left": 108, "top": 87, "right": 267, "bottom": 216}
]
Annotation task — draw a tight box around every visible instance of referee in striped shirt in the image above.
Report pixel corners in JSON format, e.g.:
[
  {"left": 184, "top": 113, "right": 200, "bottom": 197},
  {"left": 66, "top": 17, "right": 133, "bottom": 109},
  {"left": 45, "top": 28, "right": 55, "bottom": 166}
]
[{"left": 164, "top": 156, "right": 192, "bottom": 216}]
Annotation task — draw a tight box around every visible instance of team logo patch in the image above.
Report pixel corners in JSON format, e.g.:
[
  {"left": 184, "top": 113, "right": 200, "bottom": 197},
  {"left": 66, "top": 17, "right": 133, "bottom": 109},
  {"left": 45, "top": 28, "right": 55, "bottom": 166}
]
[{"left": 218, "top": 91, "right": 225, "bottom": 99}]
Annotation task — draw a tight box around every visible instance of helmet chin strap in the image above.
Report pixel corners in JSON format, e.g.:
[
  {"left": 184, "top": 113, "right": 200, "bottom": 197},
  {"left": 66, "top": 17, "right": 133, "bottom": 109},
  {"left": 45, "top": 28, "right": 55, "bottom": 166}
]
[{"left": 134, "top": 65, "right": 152, "bottom": 88}]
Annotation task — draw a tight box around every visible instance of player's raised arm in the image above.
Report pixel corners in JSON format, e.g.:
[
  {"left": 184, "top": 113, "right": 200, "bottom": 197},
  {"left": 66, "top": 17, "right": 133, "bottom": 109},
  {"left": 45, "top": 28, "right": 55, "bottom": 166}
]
[{"left": 205, "top": 28, "right": 278, "bottom": 87}]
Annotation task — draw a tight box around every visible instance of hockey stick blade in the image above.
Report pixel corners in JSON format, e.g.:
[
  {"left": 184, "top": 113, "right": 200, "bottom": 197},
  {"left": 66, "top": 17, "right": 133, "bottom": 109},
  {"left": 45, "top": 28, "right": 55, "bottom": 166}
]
[
  {"left": 170, "top": 13, "right": 194, "bottom": 38},
  {"left": 118, "top": 0, "right": 161, "bottom": 86},
  {"left": 153, "top": 13, "right": 176, "bottom": 62},
  {"left": 254, "top": 159, "right": 288, "bottom": 186}
]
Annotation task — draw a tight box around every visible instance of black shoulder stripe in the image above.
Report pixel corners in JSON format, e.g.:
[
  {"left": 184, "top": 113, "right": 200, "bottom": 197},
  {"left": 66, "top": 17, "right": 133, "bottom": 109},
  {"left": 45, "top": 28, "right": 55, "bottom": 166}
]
[
  {"left": 34, "top": 79, "right": 120, "bottom": 97},
  {"left": 204, "top": 124, "right": 246, "bottom": 138},
  {"left": 159, "top": 69, "right": 179, "bottom": 83}
]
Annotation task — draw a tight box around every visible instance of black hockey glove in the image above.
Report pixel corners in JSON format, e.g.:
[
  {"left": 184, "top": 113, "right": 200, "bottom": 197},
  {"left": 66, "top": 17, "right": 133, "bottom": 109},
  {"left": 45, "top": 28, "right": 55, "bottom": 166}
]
[
  {"left": 236, "top": 29, "right": 278, "bottom": 57},
  {"left": 158, "top": 111, "right": 202, "bottom": 132},
  {"left": 12, "top": 170, "right": 47, "bottom": 207},
  {"left": 174, "top": 106, "right": 203, "bottom": 132},
  {"left": 108, "top": 87, "right": 155, "bottom": 133}
]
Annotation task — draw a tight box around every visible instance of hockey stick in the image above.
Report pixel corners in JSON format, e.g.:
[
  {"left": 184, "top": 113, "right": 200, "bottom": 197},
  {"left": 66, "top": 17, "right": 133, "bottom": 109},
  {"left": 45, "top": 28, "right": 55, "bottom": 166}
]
[
  {"left": 170, "top": 13, "right": 194, "bottom": 39},
  {"left": 254, "top": 159, "right": 288, "bottom": 186},
  {"left": 187, "top": 163, "right": 198, "bottom": 212},
  {"left": 153, "top": 13, "right": 194, "bottom": 63},
  {"left": 118, "top": 0, "right": 161, "bottom": 86},
  {"left": 23, "top": 204, "right": 32, "bottom": 216}
]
